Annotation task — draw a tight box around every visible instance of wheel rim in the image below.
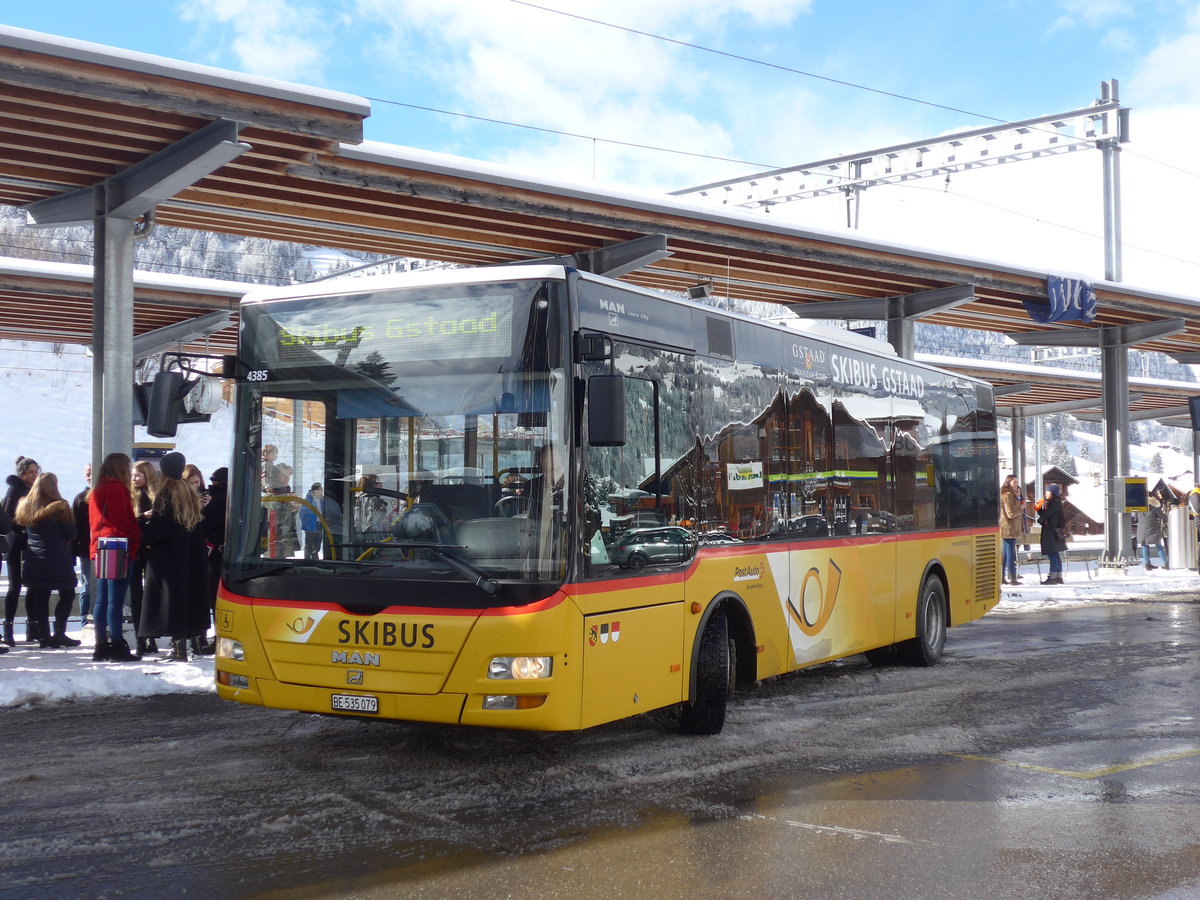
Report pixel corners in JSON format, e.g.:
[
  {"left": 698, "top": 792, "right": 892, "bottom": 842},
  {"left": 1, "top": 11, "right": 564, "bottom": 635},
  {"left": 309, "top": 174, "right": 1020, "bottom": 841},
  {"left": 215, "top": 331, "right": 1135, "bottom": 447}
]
[{"left": 922, "top": 586, "right": 945, "bottom": 651}]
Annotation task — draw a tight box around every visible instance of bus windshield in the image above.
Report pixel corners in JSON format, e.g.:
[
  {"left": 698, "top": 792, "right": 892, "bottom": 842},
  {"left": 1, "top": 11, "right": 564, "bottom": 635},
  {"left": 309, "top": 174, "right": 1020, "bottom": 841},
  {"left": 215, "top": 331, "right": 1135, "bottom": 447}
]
[{"left": 226, "top": 278, "right": 569, "bottom": 605}]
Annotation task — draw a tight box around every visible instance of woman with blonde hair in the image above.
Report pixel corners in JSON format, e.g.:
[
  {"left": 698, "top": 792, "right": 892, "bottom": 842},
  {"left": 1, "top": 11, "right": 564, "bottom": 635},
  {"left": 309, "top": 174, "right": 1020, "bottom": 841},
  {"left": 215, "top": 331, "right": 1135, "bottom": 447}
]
[
  {"left": 89, "top": 452, "right": 141, "bottom": 661},
  {"left": 181, "top": 463, "right": 211, "bottom": 510},
  {"left": 999, "top": 474, "right": 1025, "bottom": 585},
  {"left": 130, "top": 459, "right": 161, "bottom": 656},
  {"left": 140, "top": 452, "right": 210, "bottom": 661},
  {"left": 15, "top": 472, "right": 81, "bottom": 648}
]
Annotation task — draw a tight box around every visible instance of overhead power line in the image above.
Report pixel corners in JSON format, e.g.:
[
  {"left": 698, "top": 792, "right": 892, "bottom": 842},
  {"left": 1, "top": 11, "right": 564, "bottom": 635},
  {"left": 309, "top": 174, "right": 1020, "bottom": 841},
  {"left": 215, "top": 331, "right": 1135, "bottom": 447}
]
[{"left": 508, "top": 0, "right": 1007, "bottom": 124}]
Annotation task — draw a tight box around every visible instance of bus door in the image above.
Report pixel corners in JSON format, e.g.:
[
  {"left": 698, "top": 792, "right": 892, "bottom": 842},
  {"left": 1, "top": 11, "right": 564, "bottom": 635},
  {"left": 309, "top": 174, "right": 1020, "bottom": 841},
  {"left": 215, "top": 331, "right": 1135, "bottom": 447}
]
[{"left": 578, "top": 351, "right": 694, "bottom": 727}]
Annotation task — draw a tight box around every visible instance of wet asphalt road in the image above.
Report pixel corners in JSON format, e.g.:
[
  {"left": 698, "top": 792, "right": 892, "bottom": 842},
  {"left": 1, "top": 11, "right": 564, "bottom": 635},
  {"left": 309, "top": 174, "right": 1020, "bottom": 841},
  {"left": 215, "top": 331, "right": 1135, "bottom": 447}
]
[{"left": 1, "top": 597, "right": 1198, "bottom": 899}]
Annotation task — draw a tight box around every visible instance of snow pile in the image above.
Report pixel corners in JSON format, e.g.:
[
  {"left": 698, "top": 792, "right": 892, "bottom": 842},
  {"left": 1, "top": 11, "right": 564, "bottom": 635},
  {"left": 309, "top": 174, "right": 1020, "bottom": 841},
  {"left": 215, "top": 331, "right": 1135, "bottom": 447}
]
[{"left": 0, "top": 620, "right": 214, "bottom": 708}]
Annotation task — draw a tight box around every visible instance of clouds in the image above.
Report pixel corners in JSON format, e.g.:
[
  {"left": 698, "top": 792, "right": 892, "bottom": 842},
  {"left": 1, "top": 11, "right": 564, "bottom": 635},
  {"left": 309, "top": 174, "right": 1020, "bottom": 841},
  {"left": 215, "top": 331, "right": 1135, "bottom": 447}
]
[
  {"left": 1130, "top": 4, "right": 1200, "bottom": 104},
  {"left": 164, "top": 0, "right": 1200, "bottom": 294},
  {"left": 346, "top": 0, "right": 821, "bottom": 188},
  {"left": 179, "top": 0, "right": 332, "bottom": 82}
]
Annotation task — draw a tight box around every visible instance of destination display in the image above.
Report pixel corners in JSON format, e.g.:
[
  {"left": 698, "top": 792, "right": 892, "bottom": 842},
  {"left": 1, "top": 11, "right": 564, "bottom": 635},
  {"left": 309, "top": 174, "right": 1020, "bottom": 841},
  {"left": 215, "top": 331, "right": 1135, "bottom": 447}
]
[{"left": 268, "top": 292, "right": 515, "bottom": 364}]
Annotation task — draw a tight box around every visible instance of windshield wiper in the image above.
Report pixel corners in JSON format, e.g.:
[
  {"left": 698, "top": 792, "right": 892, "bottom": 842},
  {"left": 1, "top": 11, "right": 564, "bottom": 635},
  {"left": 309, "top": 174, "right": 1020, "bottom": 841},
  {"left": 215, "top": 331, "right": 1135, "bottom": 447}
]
[
  {"left": 226, "top": 558, "right": 390, "bottom": 583},
  {"left": 364, "top": 541, "right": 500, "bottom": 597}
]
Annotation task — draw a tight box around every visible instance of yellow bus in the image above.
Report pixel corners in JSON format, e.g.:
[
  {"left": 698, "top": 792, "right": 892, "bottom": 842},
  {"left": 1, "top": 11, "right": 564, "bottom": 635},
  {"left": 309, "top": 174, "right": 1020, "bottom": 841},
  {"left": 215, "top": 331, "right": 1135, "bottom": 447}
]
[{"left": 215, "top": 264, "right": 1000, "bottom": 734}]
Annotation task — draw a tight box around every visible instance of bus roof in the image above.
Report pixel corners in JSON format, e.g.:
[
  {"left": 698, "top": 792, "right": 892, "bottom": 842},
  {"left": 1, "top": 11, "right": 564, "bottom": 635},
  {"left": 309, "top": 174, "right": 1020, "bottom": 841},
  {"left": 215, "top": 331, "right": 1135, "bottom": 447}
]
[{"left": 238, "top": 264, "right": 573, "bottom": 306}]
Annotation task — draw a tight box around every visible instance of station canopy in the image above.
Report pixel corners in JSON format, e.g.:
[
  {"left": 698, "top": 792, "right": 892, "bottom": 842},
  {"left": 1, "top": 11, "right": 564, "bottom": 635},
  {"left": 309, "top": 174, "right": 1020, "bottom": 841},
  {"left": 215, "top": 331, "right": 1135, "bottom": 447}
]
[{"left": 1, "top": 24, "right": 1199, "bottom": 417}]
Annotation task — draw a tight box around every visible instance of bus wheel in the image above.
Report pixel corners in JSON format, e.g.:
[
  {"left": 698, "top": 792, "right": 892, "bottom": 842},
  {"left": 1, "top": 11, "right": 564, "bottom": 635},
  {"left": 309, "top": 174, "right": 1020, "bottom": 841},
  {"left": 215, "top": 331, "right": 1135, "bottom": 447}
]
[
  {"left": 899, "top": 575, "right": 947, "bottom": 667},
  {"left": 679, "top": 608, "right": 733, "bottom": 735}
]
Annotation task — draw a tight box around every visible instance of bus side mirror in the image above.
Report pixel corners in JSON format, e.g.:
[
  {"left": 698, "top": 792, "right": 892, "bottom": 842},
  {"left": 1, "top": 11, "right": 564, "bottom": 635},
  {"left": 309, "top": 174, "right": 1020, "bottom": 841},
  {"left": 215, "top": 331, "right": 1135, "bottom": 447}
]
[
  {"left": 588, "top": 375, "right": 626, "bottom": 447},
  {"left": 146, "top": 370, "right": 184, "bottom": 438}
]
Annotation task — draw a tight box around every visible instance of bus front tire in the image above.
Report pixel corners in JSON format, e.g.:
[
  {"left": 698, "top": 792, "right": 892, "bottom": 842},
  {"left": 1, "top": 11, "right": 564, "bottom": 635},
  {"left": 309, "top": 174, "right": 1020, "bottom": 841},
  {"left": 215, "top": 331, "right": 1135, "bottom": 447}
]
[
  {"left": 898, "top": 576, "right": 947, "bottom": 667},
  {"left": 679, "top": 609, "right": 733, "bottom": 735}
]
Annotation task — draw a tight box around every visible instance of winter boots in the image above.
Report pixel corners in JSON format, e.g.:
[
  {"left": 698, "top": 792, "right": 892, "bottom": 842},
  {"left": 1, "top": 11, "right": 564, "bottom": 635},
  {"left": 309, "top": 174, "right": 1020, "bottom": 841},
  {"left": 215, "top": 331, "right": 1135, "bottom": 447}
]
[
  {"left": 137, "top": 637, "right": 158, "bottom": 656},
  {"left": 92, "top": 640, "right": 110, "bottom": 662},
  {"left": 190, "top": 636, "right": 213, "bottom": 657},
  {"left": 25, "top": 618, "right": 41, "bottom": 644},
  {"left": 168, "top": 640, "right": 189, "bottom": 662},
  {"left": 49, "top": 618, "right": 81, "bottom": 648},
  {"left": 2, "top": 621, "right": 13, "bottom": 647},
  {"left": 107, "top": 638, "right": 141, "bottom": 662}
]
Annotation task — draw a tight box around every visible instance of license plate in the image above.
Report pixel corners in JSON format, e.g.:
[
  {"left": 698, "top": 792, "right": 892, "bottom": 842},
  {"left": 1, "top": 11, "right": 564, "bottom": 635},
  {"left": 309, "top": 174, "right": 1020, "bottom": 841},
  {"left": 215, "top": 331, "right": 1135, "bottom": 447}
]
[{"left": 331, "top": 693, "right": 378, "bottom": 714}]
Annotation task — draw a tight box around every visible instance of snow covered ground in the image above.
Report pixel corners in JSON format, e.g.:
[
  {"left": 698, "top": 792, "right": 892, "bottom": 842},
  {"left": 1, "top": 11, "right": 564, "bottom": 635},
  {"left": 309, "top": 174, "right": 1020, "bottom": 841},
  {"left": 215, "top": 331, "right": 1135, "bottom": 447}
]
[{"left": 2, "top": 551, "right": 1194, "bottom": 709}]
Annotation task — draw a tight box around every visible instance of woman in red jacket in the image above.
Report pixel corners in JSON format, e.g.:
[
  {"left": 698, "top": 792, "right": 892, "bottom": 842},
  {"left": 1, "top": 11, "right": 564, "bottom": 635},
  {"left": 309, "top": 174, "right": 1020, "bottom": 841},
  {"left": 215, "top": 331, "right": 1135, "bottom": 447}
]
[{"left": 88, "top": 452, "right": 142, "bottom": 662}]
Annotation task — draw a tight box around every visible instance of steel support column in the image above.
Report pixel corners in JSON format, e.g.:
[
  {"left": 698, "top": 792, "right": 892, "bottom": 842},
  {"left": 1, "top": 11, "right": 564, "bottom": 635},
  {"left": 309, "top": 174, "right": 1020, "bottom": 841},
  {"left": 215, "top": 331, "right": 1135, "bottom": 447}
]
[
  {"left": 24, "top": 119, "right": 250, "bottom": 469},
  {"left": 787, "top": 283, "right": 974, "bottom": 360},
  {"left": 97, "top": 207, "right": 136, "bottom": 463},
  {"left": 1102, "top": 338, "right": 1131, "bottom": 558},
  {"left": 1005, "top": 319, "right": 1182, "bottom": 563},
  {"left": 1009, "top": 413, "right": 1024, "bottom": 482}
]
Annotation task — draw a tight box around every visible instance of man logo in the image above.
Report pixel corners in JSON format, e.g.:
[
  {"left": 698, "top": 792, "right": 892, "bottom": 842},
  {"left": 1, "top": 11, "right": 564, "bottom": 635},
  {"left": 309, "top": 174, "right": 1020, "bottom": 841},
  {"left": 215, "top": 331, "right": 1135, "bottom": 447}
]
[{"left": 346, "top": 671, "right": 364, "bottom": 685}]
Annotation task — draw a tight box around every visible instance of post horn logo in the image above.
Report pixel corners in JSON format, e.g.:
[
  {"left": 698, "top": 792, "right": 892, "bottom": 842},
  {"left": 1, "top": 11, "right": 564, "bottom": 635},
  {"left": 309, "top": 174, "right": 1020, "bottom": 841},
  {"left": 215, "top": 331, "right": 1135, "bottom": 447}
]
[{"left": 285, "top": 616, "right": 315, "bottom": 635}]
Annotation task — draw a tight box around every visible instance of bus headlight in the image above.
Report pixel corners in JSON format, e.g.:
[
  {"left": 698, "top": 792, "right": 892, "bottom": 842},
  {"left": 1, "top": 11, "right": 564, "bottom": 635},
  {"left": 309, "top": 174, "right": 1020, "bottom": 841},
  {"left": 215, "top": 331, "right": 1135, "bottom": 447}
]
[
  {"left": 217, "top": 637, "right": 244, "bottom": 661},
  {"left": 488, "top": 656, "right": 552, "bottom": 679}
]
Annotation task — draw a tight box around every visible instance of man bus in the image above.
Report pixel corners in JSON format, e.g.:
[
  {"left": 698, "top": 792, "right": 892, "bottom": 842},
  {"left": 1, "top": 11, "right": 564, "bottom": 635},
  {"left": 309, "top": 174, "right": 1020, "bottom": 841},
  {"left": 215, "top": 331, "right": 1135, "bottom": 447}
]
[{"left": 214, "top": 264, "right": 1000, "bottom": 734}]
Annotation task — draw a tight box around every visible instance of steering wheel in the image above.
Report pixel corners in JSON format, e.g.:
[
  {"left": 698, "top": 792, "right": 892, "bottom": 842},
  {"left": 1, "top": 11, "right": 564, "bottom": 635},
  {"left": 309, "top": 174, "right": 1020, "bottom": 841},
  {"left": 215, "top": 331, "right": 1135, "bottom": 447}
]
[{"left": 494, "top": 494, "right": 526, "bottom": 517}]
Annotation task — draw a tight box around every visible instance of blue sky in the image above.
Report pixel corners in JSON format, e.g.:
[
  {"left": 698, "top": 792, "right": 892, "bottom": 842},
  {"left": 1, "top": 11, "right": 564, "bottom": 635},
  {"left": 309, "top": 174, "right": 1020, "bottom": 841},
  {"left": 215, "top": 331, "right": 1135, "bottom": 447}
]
[{"left": 5, "top": 0, "right": 1200, "bottom": 293}]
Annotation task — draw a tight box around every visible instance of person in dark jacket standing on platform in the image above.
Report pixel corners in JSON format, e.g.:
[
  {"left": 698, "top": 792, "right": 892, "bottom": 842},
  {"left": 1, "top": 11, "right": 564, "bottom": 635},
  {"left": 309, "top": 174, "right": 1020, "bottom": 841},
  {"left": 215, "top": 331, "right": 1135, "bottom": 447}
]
[
  {"left": 15, "top": 472, "right": 81, "bottom": 648},
  {"left": 0, "top": 502, "right": 12, "bottom": 654},
  {"left": 3, "top": 456, "right": 40, "bottom": 646},
  {"left": 71, "top": 463, "right": 93, "bottom": 627},
  {"left": 201, "top": 467, "right": 228, "bottom": 621},
  {"left": 140, "top": 452, "right": 210, "bottom": 662},
  {"left": 130, "top": 460, "right": 160, "bottom": 656},
  {"left": 1037, "top": 483, "right": 1067, "bottom": 585},
  {"left": 1137, "top": 489, "right": 1169, "bottom": 571}
]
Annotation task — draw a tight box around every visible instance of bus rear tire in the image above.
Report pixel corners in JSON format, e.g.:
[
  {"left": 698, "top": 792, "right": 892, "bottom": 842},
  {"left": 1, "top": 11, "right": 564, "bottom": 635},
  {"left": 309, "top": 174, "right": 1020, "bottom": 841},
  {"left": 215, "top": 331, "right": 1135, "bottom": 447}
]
[
  {"left": 679, "top": 609, "right": 733, "bottom": 735},
  {"left": 898, "top": 575, "right": 947, "bottom": 667}
]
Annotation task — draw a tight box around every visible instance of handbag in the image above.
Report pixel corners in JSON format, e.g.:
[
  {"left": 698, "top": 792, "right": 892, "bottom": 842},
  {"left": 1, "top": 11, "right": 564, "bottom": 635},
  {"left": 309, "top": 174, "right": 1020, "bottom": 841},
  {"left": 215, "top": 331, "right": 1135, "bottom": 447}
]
[
  {"left": 96, "top": 536, "right": 129, "bottom": 579},
  {"left": 1055, "top": 527, "right": 1069, "bottom": 542}
]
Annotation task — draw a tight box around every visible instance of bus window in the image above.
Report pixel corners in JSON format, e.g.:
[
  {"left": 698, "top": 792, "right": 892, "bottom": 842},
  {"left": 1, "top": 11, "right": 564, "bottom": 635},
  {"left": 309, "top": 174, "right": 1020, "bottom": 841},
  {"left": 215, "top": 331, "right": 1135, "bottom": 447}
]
[{"left": 583, "top": 344, "right": 696, "bottom": 577}]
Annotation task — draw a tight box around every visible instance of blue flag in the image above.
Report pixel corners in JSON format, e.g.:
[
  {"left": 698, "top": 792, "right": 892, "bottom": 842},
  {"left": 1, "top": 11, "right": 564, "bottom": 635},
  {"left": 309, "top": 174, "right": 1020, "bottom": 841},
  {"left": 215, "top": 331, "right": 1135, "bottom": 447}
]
[{"left": 1023, "top": 275, "right": 1097, "bottom": 324}]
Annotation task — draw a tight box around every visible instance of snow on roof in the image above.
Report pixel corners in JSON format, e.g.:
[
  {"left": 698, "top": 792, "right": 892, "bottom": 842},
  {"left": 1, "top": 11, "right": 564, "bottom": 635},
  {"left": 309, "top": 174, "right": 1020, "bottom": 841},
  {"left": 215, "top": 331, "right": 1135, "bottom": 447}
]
[
  {"left": 919, "top": 351, "right": 1198, "bottom": 392},
  {"left": 340, "top": 142, "right": 1200, "bottom": 308},
  {"left": 0, "top": 25, "right": 370, "bottom": 116},
  {"left": 0, "top": 255, "right": 250, "bottom": 297}
]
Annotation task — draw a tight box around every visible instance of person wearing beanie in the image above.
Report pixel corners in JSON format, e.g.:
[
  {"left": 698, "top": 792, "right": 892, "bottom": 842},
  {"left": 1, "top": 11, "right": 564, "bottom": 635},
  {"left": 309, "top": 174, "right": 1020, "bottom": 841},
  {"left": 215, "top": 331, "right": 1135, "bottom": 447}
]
[
  {"left": 139, "top": 452, "right": 211, "bottom": 661},
  {"left": 1036, "top": 483, "right": 1067, "bottom": 585}
]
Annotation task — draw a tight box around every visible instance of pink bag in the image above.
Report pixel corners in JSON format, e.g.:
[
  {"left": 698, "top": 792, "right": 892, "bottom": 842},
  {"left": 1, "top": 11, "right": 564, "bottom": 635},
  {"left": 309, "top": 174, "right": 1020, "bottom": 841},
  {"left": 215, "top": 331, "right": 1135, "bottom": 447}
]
[{"left": 96, "top": 537, "right": 129, "bottom": 580}]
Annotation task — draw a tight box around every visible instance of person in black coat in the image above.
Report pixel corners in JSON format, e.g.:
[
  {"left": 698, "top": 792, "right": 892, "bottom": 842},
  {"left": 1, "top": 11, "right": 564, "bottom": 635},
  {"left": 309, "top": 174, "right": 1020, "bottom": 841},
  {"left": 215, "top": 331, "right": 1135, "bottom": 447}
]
[
  {"left": 0, "top": 502, "right": 11, "bottom": 654},
  {"left": 199, "top": 467, "right": 228, "bottom": 647},
  {"left": 71, "top": 463, "right": 93, "bottom": 627},
  {"left": 139, "top": 452, "right": 210, "bottom": 661},
  {"left": 3, "top": 455, "right": 40, "bottom": 645},
  {"left": 1037, "top": 483, "right": 1067, "bottom": 585},
  {"left": 14, "top": 472, "right": 80, "bottom": 648}
]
